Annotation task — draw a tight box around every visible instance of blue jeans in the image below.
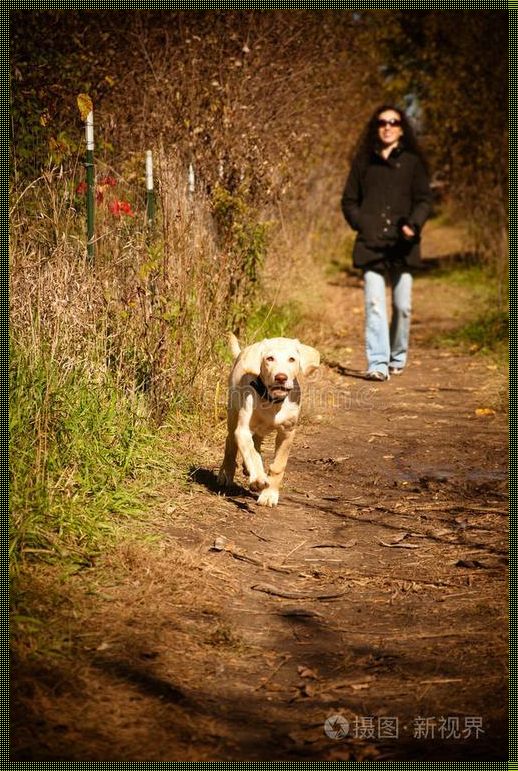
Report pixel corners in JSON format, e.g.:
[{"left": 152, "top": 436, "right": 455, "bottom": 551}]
[{"left": 364, "top": 266, "right": 413, "bottom": 376}]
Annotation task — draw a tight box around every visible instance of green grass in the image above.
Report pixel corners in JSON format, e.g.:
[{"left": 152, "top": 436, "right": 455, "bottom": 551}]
[
  {"left": 9, "top": 340, "right": 172, "bottom": 572},
  {"left": 423, "top": 262, "right": 496, "bottom": 288},
  {"left": 244, "top": 300, "right": 304, "bottom": 342},
  {"left": 438, "top": 309, "right": 509, "bottom": 357},
  {"left": 421, "top": 264, "right": 508, "bottom": 362}
]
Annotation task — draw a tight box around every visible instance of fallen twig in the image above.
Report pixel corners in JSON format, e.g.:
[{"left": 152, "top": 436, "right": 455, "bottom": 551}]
[
  {"left": 282, "top": 540, "right": 307, "bottom": 563},
  {"left": 230, "top": 551, "right": 294, "bottom": 574},
  {"left": 310, "top": 539, "right": 357, "bottom": 549},
  {"left": 278, "top": 608, "right": 323, "bottom": 619},
  {"left": 357, "top": 573, "right": 462, "bottom": 588},
  {"left": 326, "top": 675, "right": 377, "bottom": 690},
  {"left": 210, "top": 538, "right": 296, "bottom": 574},
  {"left": 252, "top": 583, "right": 347, "bottom": 600},
  {"left": 412, "top": 503, "right": 508, "bottom": 515},
  {"left": 329, "top": 628, "right": 477, "bottom": 639},
  {"left": 250, "top": 529, "right": 271, "bottom": 542},
  {"left": 304, "top": 558, "right": 342, "bottom": 562},
  {"left": 412, "top": 386, "right": 476, "bottom": 393},
  {"left": 255, "top": 653, "right": 291, "bottom": 690}
]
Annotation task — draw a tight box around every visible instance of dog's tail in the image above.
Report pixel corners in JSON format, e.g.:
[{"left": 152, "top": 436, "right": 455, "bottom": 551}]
[{"left": 229, "top": 333, "right": 241, "bottom": 359}]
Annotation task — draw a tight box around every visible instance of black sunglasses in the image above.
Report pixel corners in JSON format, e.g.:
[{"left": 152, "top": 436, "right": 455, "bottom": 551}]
[{"left": 377, "top": 118, "right": 402, "bottom": 128}]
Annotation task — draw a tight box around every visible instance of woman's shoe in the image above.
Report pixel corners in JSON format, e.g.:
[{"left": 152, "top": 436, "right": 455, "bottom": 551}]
[
  {"left": 366, "top": 370, "right": 389, "bottom": 381},
  {"left": 388, "top": 367, "right": 404, "bottom": 376}
]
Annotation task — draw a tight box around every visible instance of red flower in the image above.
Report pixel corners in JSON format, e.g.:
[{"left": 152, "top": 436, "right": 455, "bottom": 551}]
[
  {"left": 76, "top": 181, "right": 88, "bottom": 195},
  {"left": 109, "top": 198, "right": 135, "bottom": 217},
  {"left": 119, "top": 200, "right": 135, "bottom": 216}
]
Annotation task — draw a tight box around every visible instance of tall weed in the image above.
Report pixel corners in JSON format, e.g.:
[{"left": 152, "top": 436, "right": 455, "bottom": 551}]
[{"left": 10, "top": 340, "right": 164, "bottom": 567}]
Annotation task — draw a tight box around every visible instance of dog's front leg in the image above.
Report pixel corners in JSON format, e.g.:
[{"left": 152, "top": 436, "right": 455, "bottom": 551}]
[
  {"left": 235, "top": 420, "right": 268, "bottom": 492},
  {"left": 257, "top": 428, "right": 296, "bottom": 507},
  {"left": 242, "top": 434, "right": 263, "bottom": 477}
]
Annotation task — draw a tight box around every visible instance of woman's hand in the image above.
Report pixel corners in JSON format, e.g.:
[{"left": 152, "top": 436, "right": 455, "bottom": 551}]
[{"left": 401, "top": 224, "right": 415, "bottom": 239}]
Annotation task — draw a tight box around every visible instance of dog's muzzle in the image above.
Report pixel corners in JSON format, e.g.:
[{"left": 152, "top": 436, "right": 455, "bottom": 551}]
[
  {"left": 269, "top": 384, "right": 291, "bottom": 399},
  {"left": 251, "top": 377, "right": 290, "bottom": 404}
]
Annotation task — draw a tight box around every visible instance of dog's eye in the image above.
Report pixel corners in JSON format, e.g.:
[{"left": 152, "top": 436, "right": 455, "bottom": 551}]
[
  {"left": 266, "top": 356, "right": 275, "bottom": 362},
  {"left": 288, "top": 357, "right": 296, "bottom": 363}
]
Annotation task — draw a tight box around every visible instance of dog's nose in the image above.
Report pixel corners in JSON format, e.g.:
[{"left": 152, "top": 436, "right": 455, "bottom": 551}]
[{"left": 275, "top": 373, "right": 288, "bottom": 383}]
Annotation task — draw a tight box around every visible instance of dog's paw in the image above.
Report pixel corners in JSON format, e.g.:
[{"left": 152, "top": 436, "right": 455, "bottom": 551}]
[
  {"left": 249, "top": 475, "right": 269, "bottom": 492},
  {"left": 257, "top": 488, "right": 279, "bottom": 507}
]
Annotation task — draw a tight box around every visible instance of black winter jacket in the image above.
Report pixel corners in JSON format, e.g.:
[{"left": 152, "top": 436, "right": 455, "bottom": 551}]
[{"left": 341, "top": 144, "right": 432, "bottom": 269}]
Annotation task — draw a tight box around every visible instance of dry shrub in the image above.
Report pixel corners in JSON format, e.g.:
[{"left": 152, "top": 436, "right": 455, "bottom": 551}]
[
  {"left": 10, "top": 171, "right": 106, "bottom": 375},
  {"left": 9, "top": 150, "right": 271, "bottom": 424}
]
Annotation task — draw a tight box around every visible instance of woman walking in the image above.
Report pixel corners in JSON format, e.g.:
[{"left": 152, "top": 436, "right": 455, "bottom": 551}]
[{"left": 342, "top": 105, "right": 433, "bottom": 381}]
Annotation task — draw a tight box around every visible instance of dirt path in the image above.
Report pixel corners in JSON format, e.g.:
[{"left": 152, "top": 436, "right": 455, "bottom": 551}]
[{"left": 12, "top": 248, "right": 508, "bottom": 761}]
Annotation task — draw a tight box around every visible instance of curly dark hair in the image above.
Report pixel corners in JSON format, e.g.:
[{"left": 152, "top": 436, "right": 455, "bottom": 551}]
[{"left": 351, "top": 104, "right": 428, "bottom": 171}]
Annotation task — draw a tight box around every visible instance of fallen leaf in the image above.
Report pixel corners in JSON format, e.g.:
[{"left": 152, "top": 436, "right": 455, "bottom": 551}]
[
  {"left": 475, "top": 408, "right": 496, "bottom": 417},
  {"left": 455, "top": 559, "right": 485, "bottom": 569},
  {"left": 330, "top": 674, "right": 376, "bottom": 690},
  {"left": 298, "top": 666, "right": 319, "bottom": 679},
  {"left": 211, "top": 536, "right": 228, "bottom": 551}
]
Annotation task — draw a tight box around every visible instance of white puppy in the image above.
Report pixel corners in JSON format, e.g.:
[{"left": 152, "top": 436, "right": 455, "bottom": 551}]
[{"left": 218, "top": 334, "right": 320, "bottom": 507}]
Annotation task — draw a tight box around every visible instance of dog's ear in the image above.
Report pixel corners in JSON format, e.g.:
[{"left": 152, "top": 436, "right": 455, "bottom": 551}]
[
  {"left": 238, "top": 341, "right": 264, "bottom": 375},
  {"left": 298, "top": 343, "right": 320, "bottom": 376},
  {"left": 229, "top": 333, "right": 241, "bottom": 359}
]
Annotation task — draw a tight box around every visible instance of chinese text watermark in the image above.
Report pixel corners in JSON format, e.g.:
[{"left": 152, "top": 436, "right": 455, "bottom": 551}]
[{"left": 324, "top": 714, "right": 485, "bottom": 741}]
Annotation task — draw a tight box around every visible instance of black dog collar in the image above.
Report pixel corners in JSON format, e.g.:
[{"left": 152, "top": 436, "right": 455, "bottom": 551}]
[{"left": 250, "top": 377, "right": 287, "bottom": 404}]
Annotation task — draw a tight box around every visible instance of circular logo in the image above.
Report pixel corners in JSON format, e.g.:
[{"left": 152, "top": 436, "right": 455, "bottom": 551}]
[{"left": 324, "top": 714, "right": 350, "bottom": 740}]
